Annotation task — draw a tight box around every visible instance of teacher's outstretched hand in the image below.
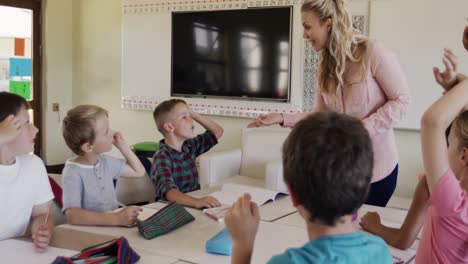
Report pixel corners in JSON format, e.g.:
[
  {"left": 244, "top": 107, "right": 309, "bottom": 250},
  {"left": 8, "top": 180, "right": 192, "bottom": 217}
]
[{"left": 247, "top": 113, "right": 283, "bottom": 128}]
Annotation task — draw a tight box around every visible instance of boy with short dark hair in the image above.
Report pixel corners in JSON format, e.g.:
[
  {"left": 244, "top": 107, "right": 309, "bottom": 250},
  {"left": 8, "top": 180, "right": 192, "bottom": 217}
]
[
  {"left": 151, "top": 99, "right": 223, "bottom": 208},
  {"left": 225, "top": 112, "right": 392, "bottom": 264},
  {"left": 0, "top": 92, "right": 54, "bottom": 252}
]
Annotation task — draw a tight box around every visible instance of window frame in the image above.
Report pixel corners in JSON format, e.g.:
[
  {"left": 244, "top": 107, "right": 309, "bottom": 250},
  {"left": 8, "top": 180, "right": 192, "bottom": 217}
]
[{"left": 0, "top": 0, "right": 43, "bottom": 157}]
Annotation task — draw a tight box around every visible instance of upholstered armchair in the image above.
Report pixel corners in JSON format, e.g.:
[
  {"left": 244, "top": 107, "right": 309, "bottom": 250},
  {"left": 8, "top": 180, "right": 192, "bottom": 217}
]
[{"left": 199, "top": 127, "right": 290, "bottom": 193}]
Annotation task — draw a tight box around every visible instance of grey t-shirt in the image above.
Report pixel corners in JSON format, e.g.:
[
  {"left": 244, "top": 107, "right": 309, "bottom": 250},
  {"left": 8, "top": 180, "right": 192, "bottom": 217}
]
[{"left": 62, "top": 155, "right": 125, "bottom": 212}]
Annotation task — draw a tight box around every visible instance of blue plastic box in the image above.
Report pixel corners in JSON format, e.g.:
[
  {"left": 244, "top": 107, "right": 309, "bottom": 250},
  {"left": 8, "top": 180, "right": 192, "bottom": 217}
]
[{"left": 205, "top": 228, "right": 233, "bottom": 256}]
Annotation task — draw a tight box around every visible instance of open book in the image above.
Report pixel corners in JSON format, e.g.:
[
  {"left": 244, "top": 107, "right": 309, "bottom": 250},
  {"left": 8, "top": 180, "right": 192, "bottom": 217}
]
[
  {"left": 203, "top": 205, "right": 231, "bottom": 223},
  {"left": 135, "top": 207, "right": 160, "bottom": 221},
  {"left": 112, "top": 207, "right": 160, "bottom": 226},
  {"left": 389, "top": 246, "right": 416, "bottom": 264},
  {"left": 203, "top": 183, "right": 286, "bottom": 222}
]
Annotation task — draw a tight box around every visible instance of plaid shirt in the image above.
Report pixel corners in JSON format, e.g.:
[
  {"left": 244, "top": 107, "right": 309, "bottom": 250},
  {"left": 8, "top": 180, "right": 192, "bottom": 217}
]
[{"left": 151, "top": 130, "right": 218, "bottom": 199}]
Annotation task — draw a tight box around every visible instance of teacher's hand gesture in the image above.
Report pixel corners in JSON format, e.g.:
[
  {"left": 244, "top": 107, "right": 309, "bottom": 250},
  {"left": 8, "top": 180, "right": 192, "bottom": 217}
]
[{"left": 247, "top": 113, "right": 283, "bottom": 128}]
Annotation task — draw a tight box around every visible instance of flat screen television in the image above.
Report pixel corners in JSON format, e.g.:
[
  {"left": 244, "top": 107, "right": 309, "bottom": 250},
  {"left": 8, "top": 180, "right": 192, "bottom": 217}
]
[{"left": 171, "top": 7, "right": 292, "bottom": 102}]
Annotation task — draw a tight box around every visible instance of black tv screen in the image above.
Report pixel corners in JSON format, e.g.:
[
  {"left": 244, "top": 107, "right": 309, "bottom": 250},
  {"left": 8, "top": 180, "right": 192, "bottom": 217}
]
[{"left": 171, "top": 7, "right": 292, "bottom": 102}]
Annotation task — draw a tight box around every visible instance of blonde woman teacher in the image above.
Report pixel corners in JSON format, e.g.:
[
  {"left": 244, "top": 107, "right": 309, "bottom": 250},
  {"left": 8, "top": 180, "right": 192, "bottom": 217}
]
[{"left": 249, "top": 0, "right": 411, "bottom": 207}]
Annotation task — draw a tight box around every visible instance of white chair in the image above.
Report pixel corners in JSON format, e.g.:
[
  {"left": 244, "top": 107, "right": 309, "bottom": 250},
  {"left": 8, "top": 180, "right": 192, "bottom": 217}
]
[
  {"left": 49, "top": 174, "right": 67, "bottom": 225},
  {"left": 115, "top": 175, "right": 156, "bottom": 205},
  {"left": 199, "top": 127, "right": 290, "bottom": 193}
]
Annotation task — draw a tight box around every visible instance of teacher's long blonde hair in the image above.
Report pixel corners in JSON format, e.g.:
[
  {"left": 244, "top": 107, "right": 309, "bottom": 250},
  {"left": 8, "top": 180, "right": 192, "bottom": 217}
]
[{"left": 302, "top": 0, "right": 368, "bottom": 95}]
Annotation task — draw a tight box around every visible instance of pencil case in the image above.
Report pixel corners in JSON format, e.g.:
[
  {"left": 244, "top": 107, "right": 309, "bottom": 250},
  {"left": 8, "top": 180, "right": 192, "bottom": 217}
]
[
  {"left": 51, "top": 236, "right": 140, "bottom": 264},
  {"left": 136, "top": 202, "right": 195, "bottom": 240}
]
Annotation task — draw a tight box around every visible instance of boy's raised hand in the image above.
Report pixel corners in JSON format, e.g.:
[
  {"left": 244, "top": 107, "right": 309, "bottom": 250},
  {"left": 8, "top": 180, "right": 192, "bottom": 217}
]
[
  {"left": 32, "top": 225, "right": 51, "bottom": 253},
  {"left": 116, "top": 206, "right": 143, "bottom": 226},
  {"left": 433, "top": 48, "right": 458, "bottom": 91},
  {"left": 225, "top": 193, "right": 260, "bottom": 247},
  {"left": 0, "top": 114, "right": 21, "bottom": 144}
]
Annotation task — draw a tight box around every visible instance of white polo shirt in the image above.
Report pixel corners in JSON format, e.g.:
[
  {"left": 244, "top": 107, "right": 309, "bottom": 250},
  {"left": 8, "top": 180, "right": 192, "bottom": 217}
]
[{"left": 0, "top": 154, "right": 53, "bottom": 240}]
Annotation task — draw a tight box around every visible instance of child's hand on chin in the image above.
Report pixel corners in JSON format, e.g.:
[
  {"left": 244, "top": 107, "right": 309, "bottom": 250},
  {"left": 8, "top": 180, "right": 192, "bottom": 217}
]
[{"left": 113, "top": 131, "right": 128, "bottom": 149}]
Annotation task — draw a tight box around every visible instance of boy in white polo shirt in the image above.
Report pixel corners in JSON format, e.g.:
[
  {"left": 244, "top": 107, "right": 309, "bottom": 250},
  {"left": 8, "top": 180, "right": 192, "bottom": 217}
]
[{"left": 0, "top": 92, "right": 54, "bottom": 252}]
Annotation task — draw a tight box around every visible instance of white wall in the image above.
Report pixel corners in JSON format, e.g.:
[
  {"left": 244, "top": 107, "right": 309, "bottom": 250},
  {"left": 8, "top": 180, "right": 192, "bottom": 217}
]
[
  {"left": 71, "top": 0, "right": 255, "bottom": 154},
  {"left": 42, "top": 0, "right": 74, "bottom": 164},
  {"left": 41, "top": 0, "right": 433, "bottom": 198},
  {"left": 370, "top": 0, "right": 468, "bottom": 130}
]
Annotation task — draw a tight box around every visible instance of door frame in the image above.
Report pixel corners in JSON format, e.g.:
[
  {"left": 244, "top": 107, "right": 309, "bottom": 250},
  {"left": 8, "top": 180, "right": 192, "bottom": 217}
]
[{"left": 0, "top": 0, "right": 43, "bottom": 157}]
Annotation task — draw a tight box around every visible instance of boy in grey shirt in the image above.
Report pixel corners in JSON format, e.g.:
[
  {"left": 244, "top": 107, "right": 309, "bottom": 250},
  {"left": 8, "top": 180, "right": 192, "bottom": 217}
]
[{"left": 61, "top": 105, "right": 146, "bottom": 226}]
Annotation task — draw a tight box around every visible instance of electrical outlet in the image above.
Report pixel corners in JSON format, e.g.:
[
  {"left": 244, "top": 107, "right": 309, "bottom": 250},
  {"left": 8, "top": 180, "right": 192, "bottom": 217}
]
[{"left": 52, "top": 103, "right": 59, "bottom": 112}]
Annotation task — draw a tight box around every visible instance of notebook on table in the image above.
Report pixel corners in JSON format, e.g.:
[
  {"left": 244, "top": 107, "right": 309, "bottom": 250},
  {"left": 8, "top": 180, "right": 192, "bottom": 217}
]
[
  {"left": 112, "top": 207, "right": 160, "bottom": 227},
  {"left": 203, "top": 183, "right": 286, "bottom": 222},
  {"left": 389, "top": 245, "right": 416, "bottom": 264}
]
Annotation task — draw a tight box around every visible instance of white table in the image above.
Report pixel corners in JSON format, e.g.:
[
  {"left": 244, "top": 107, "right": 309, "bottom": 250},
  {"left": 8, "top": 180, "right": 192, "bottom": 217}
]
[
  {"left": 43, "top": 220, "right": 178, "bottom": 264},
  {"left": 273, "top": 205, "right": 418, "bottom": 264},
  {"left": 274, "top": 204, "right": 410, "bottom": 229},
  {"left": 189, "top": 175, "right": 296, "bottom": 221},
  {"left": 53, "top": 200, "right": 421, "bottom": 264},
  {"left": 0, "top": 239, "right": 78, "bottom": 264},
  {"left": 359, "top": 204, "right": 409, "bottom": 223},
  {"left": 387, "top": 196, "right": 413, "bottom": 210},
  {"left": 57, "top": 202, "right": 309, "bottom": 264},
  {"left": 142, "top": 202, "right": 307, "bottom": 263},
  {"left": 275, "top": 204, "right": 421, "bottom": 238}
]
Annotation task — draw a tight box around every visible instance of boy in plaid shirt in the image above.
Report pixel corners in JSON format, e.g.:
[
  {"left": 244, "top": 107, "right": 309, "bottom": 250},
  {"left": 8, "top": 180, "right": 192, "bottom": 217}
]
[{"left": 151, "top": 99, "right": 224, "bottom": 208}]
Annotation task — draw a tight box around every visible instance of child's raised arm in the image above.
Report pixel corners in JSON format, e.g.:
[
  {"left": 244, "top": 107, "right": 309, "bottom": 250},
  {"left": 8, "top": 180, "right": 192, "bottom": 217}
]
[
  {"left": 113, "top": 131, "right": 146, "bottom": 177},
  {"left": 421, "top": 78, "right": 468, "bottom": 191},
  {"left": 191, "top": 111, "right": 224, "bottom": 140}
]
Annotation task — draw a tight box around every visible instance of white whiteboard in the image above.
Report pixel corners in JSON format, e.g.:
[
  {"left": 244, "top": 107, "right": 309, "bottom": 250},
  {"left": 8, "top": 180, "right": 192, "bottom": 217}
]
[{"left": 370, "top": 0, "right": 468, "bottom": 130}]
